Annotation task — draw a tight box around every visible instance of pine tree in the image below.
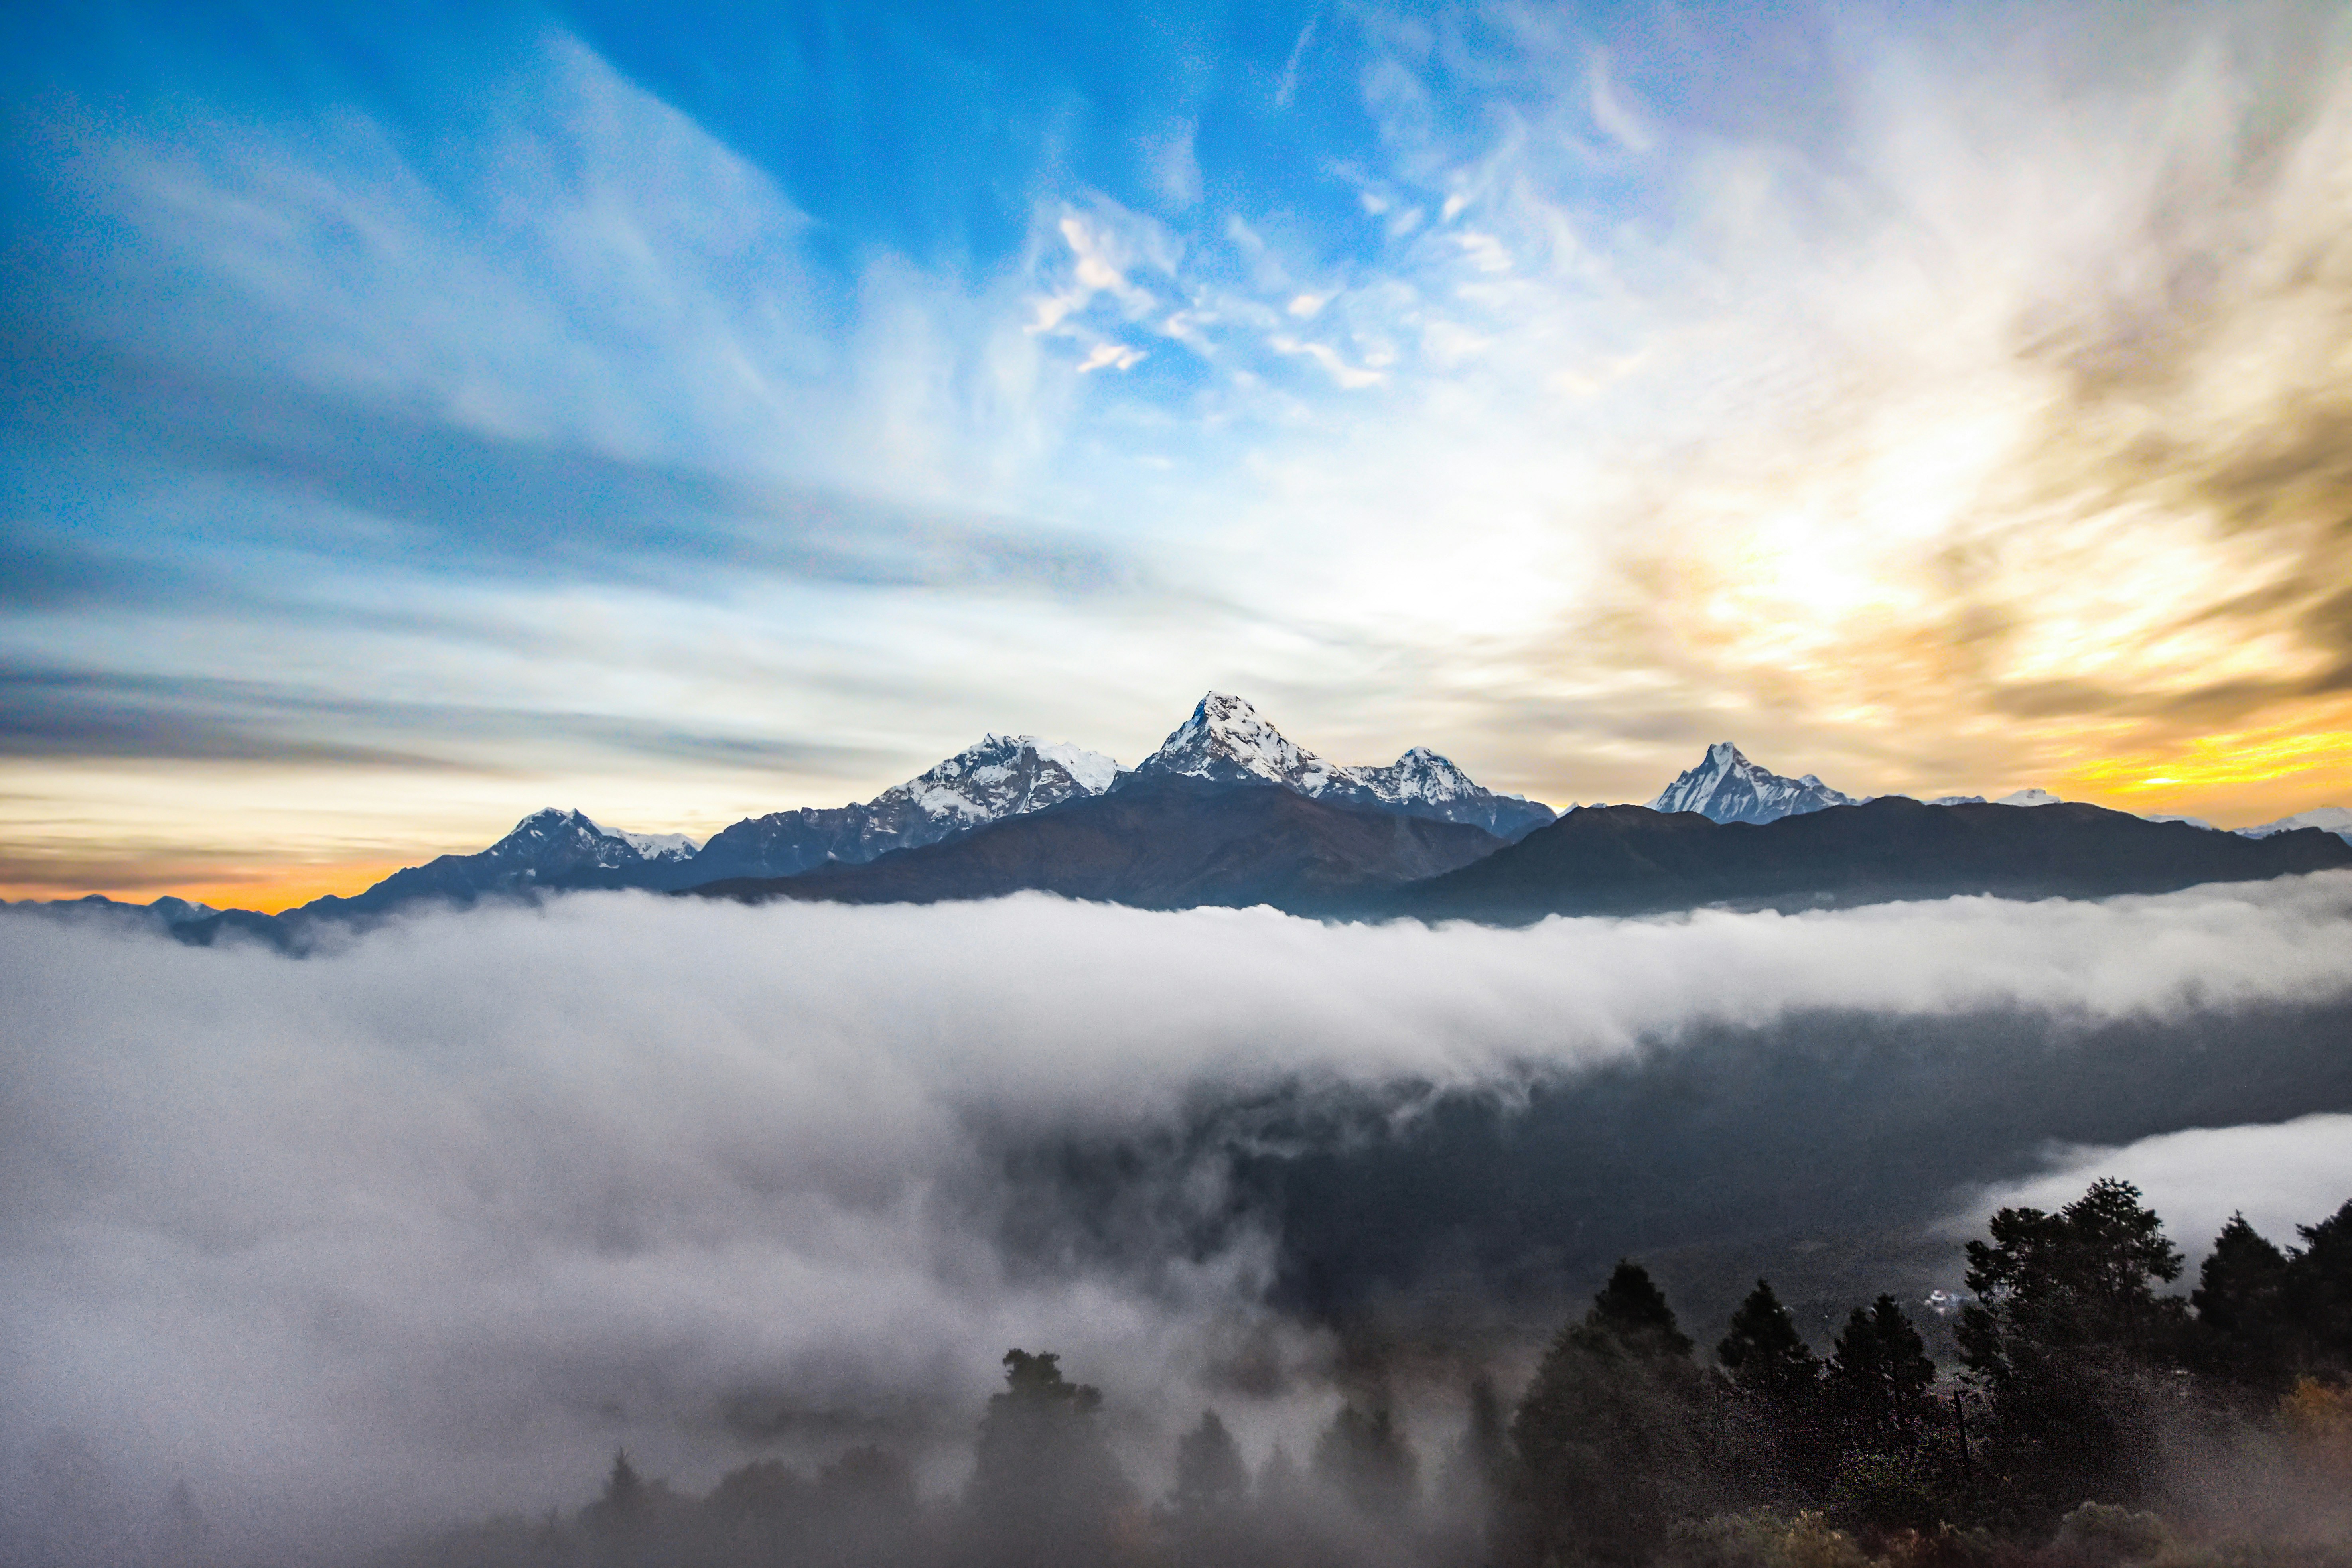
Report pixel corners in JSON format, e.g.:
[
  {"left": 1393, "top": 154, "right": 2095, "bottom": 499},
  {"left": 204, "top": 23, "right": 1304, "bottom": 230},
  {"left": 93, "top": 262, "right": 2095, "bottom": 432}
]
[
  {"left": 1718, "top": 1280, "right": 1821, "bottom": 1403},
  {"left": 2285, "top": 1199, "right": 2352, "bottom": 1370},
  {"left": 1957, "top": 1178, "right": 2185, "bottom": 1507},
  {"left": 1508, "top": 1263, "right": 1707, "bottom": 1568},
  {"left": 2192, "top": 1213, "right": 2292, "bottom": 1384},
  {"left": 1960, "top": 1176, "right": 2184, "bottom": 1372},
  {"left": 1171, "top": 1410, "right": 1248, "bottom": 1513},
  {"left": 1715, "top": 1280, "right": 1830, "bottom": 1505},
  {"left": 1825, "top": 1296, "right": 1934, "bottom": 1449},
  {"left": 582, "top": 1448, "right": 651, "bottom": 1536},
  {"left": 966, "top": 1349, "right": 1130, "bottom": 1568},
  {"left": 1313, "top": 1399, "right": 1419, "bottom": 1517},
  {"left": 1586, "top": 1259, "right": 1695, "bottom": 1358}
]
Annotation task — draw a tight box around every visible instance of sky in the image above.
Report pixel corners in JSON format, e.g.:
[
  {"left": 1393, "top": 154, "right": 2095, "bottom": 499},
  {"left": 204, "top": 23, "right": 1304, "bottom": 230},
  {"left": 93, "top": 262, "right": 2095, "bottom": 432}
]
[{"left": 6, "top": 0, "right": 2352, "bottom": 909}]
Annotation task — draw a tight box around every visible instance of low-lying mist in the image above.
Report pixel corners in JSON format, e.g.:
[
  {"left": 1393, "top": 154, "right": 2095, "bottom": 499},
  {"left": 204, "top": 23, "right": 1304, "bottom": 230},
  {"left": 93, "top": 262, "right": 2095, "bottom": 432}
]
[{"left": 5, "top": 875, "right": 2352, "bottom": 1562}]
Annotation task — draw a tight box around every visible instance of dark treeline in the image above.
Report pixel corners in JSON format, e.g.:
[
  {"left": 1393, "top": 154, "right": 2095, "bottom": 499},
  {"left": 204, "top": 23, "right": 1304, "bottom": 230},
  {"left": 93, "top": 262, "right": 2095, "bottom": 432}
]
[{"left": 396, "top": 1182, "right": 2352, "bottom": 1568}]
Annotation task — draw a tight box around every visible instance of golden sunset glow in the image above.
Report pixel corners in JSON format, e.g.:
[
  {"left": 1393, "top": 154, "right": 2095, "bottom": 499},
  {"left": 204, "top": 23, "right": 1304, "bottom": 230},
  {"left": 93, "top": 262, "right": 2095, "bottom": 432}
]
[
  {"left": 2056, "top": 715, "right": 2352, "bottom": 816},
  {"left": 0, "top": 863, "right": 414, "bottom": 916}
]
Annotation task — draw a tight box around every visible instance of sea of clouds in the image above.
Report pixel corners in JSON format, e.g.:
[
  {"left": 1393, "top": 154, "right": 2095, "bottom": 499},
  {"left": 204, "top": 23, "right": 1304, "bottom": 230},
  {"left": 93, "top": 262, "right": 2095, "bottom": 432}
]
[{"left": 6, "top": 876, "right": 2352, "bottom": 1559}]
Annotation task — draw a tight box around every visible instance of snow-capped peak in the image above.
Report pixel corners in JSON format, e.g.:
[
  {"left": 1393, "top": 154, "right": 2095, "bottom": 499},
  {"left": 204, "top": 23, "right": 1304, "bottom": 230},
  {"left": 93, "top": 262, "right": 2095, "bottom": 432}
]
[
  {"left": 495, "top": 809, "right": 698, "bottom": 865},
  {"left": 1128, "top": 693, "right": 1554, "bottom": 835},
  {"left": 1029, "top": 738, "right": 1120, "bottom": 794},
  {"left": 1647, "top": 743, "right": 1857, "bottom": 825},
  {"left": 2237, "top": 805, "right": 2352, "bottom": 844},
  {"left": 1995, "top": 788, "right": 2065, "bottom": 808},
  {"left": 1136, "top": 691, "right": 1350, "bottom": 793},
  {"left": 865, "top": 732, "right": 1121, "bottom": 833},
  {"left": 1356, "top": 746, "right": 1481, "bottom": 806}
]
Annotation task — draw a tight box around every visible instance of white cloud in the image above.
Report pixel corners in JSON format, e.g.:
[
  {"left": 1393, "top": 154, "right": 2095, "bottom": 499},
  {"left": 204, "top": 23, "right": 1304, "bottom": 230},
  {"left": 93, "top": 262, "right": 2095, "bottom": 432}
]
[
  {"left": 1268, "top": 335, "right": 1386, "bottom": 389},
  {"left": 1075, "top": 341, "right": 1146, "bottom": 373},
  {"left": 6, "top": 874, "right": 2352, "bottom": 1552},
  {"left": 1585, "top": 51, "right": 1654, "bottom": 154},
  {"left": 1946, "top": 1115, "right": 2352, "bottom": 1267},
  {"left": 1275, "top": 14, "right": 1321, "bottom": 110}
]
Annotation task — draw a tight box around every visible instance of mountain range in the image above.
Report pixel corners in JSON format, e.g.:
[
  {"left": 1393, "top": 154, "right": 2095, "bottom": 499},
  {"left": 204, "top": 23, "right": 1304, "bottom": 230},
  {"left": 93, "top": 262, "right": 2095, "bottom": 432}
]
[
  {"left": 695, "top": 774, "right": 1507, "bottom": 915},
  {"left": 20, "top": 695, "right": 2352, "bottom": 942},
  {"left": 1400, "top": 796, "right": 2352, "bottom": 923}
]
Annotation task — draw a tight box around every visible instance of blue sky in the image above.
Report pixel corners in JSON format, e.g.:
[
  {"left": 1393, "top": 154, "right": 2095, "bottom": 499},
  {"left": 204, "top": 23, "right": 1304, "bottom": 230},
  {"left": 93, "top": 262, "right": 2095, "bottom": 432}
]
[{"left": 6, "top": 0, "right": 2352, "bottom": 903}]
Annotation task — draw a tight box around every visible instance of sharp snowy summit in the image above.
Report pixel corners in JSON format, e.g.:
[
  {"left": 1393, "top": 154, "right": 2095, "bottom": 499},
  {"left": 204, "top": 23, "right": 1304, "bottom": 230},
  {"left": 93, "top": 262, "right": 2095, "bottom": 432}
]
[
  {"left": 1130, "top": 693, "right": 1554, "bottom": 837},
  {"left": 1135, "top": 691, "right": 1348, "bottom": 793},
  {"left": 1647, "top": 742, "right": 1858, "bottom": 825}
]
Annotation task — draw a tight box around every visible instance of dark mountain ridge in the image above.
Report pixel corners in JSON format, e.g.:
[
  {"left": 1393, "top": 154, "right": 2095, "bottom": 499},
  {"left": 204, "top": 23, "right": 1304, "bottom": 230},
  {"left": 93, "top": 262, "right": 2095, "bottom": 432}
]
[
  {"left": 689, "top": 775, "right": 1506, "bottom": 914},
  {"left": 1396, "top": 795, "right": 2352, "bottom": 923},
  {"left": 301, "top": 808, "right": 692, "bottom": 916}
]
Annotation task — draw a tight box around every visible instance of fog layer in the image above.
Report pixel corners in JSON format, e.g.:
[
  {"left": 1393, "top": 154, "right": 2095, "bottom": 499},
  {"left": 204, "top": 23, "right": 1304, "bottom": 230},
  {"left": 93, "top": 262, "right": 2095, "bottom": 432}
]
[{"left": 5, "top": 877, "right": 2352, "bottom": 1557}]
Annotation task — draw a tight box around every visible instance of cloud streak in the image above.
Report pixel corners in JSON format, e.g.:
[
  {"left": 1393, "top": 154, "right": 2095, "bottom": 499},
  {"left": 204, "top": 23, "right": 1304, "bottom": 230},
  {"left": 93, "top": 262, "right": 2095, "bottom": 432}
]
[{"left": 1950, "top": 1113, "right": 2352, "bottom": 1272}]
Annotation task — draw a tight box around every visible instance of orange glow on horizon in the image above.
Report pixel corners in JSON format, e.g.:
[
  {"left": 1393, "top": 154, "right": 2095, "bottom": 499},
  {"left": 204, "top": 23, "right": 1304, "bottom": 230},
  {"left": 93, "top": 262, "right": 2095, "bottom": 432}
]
[
  {"left": 0, "top": 862, "right": 409, "bottom": 916},
  {"left": 2055, "top": 721, "right": 2352, "bottom": 818}
]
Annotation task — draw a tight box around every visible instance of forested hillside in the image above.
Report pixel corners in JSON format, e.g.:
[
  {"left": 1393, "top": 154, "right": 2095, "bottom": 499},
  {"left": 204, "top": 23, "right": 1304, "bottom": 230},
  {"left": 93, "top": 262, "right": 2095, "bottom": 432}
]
[{"left": 396, "top": 1180, "right": 2352, "bottom": 1568}]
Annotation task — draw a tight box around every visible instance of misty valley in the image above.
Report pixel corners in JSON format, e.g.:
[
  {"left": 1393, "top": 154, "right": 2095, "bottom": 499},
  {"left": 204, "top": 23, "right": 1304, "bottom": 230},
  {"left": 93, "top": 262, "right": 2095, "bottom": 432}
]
[{"left": 6, "top": 873, "right": 2352, "bottom": 1567}]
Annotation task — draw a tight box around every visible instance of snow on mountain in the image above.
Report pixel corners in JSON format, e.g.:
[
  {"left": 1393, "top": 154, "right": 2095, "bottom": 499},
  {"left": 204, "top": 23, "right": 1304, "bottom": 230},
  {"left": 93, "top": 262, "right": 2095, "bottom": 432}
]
[
  {"left": 687, "top": 733, "right": 1124, "bottom": 883},
  {"left": 1128, "top": 693, "right": 1554, "bottom": 836},
  {"left": 1356, "top": 747, "right": 1478, "bottom": 806},
  {"left": 414, "top": 808, "right": 698, "bottom": 880},
  {"left": 866, "top": 733, "right": 1120, "bottom": 833},
  {"left": 499, "top": 810, "right": 700, "bottom": 868},
  {"left": 1931, "top": 790, "right": 2206, "bottom": 832},
  {"left": 2238, "top": 806, "right": 2352, "bottom": 845},
  {"left": 1133, "top": 692, "right": 1354, "bottom": 793},
  {"left": 497, "top": 808, "right": 648, "bottom": 872},
  {"left": 613, "top": 829, "right": 702, "bottom": 861},
  {"left": 304, "top": 807, "right": 674, "bottom": 912},
  {"left": 1646, "top": 742, "right": 1857, "bottom": 825},
  {"left": 1031, "top": 739, "right": 1120, "bottom": 794}
]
